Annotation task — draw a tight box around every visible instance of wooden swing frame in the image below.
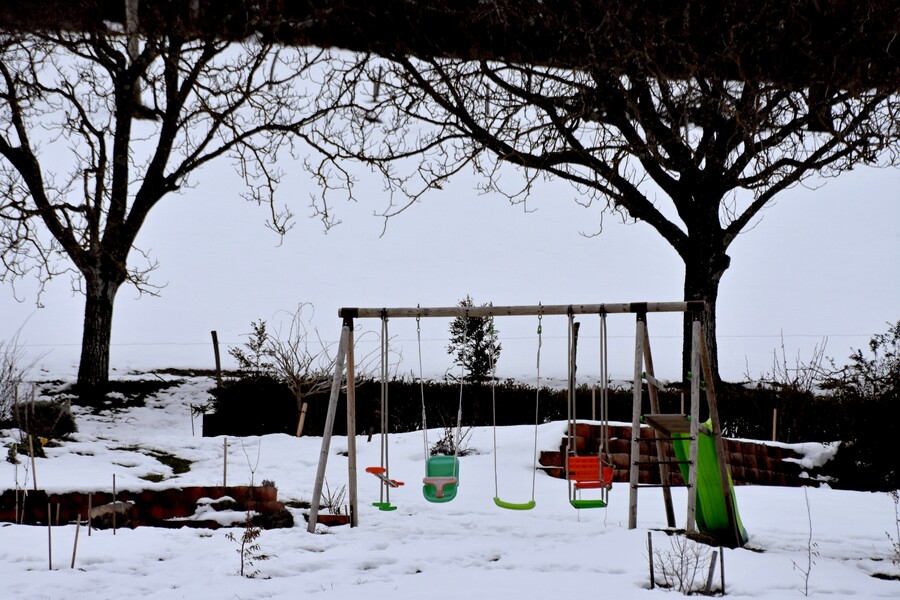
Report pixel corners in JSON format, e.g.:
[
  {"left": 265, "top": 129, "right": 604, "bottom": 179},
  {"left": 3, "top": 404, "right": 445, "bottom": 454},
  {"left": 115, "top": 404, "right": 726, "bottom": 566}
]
[{"left": 306, "top": 301, "right": 741, "bottom": 549}]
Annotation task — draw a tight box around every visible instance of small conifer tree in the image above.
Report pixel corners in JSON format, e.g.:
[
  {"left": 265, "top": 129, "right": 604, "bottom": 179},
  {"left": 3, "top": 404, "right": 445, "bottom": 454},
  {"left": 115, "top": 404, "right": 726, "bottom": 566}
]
[{"left": 447, "top": 295, "right": 501, "bottom": 382}]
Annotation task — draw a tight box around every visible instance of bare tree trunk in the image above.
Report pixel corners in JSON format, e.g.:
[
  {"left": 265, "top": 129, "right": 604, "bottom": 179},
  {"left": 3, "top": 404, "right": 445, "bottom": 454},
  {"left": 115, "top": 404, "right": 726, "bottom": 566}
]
[
  {"left": 77, "top": 275, "right": 122, "bottom": 396},
  {"left": 681, "top": 246, "right": 729, "bottom": 386}
]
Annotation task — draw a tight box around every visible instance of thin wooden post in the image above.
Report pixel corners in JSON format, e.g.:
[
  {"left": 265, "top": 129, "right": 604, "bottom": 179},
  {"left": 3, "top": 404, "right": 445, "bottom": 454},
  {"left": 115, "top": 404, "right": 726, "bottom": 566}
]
[
  {"left": 28, "top": 434, "right": 38, "bottom": 492},
  {"left": 647, "top": 531, "right": 655, "bottom": 590},
  {"left": 223, "top": 438, "right": 228, "bottom": 486},
  {"left": 295, "top": 402, "right": 309, "bottom": 437},
  {"left": 720, "top": 547, "right": 726, "bottom": 593},
  {"left": 643, "top": 321, "right": 676, "bottom": 528},
  {"left": 87, "top": 494, "right": 92, "bottom": 536},
  {"left": 211, "top": 330, "right": 223, "bottom": 388},
  {"left": 71, "top": 515, "right": 81, "bottom": 569},
  {"left": 307, "top": 325, "right": 350, "bottom": 533},
  {"left": 591, "top": 387, "right": 596, "bottom": 421},
  {"left": 112, "top": 474, "right": 117, "bottom": 535},
  {"left": 772, "top": 408, "right": 778, "bottom": 442},
  {"left": 345, "top": 319, "right": 359, "bottom": 527},
  {"left": 47, "top": 502, "right": 52, "bottom": 570},
  {"left": 705, "top": 549, "right": 719, "bottom": 594},
  {"left": 628, "top": 312, "right": 645, "bottom": 530}
]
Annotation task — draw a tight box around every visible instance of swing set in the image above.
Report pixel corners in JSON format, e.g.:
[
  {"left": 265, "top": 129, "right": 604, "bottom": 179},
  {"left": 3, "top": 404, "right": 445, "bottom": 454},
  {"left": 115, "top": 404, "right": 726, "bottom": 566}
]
[{"left": 307, "top": 301, "right": 743, "bottom": 549}]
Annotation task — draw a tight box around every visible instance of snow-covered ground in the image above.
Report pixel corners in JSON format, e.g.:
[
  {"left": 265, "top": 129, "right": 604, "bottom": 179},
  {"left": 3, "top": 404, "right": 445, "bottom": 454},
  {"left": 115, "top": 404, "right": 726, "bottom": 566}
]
[{"left": 1, "top": 374, "right": 898, "bottom": 599}]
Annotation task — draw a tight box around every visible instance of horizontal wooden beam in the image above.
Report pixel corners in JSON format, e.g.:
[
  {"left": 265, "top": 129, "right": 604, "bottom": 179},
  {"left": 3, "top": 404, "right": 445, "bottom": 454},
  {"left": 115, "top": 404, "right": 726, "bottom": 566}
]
[
  {"left": 339, "top": 301, "right": 705, "bottom": 320},
  {"left": 1, "top": 1, "right": 898, "bottom": 90}
]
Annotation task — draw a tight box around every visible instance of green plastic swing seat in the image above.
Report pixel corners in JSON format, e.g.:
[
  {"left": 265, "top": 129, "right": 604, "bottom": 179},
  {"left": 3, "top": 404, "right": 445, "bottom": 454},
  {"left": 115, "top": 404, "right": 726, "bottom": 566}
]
[
  {"left": 493, "top": 497, "right": 536, "bottom": 511},
  {"left": 423, "top": 455, "right": 459, "bottom": 503},
  {"left": 569, "top": 498, "right": 608, "bottom": 509}
]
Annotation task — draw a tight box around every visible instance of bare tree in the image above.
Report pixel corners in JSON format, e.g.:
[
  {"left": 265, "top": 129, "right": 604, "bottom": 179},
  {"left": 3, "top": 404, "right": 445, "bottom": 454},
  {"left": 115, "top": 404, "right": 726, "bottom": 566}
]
[
  {"left": 306, "top": 53, "right": 899, "bottom": 381},
  {"left": 0, "top": 28, "right": 359, "bottom": 394}
]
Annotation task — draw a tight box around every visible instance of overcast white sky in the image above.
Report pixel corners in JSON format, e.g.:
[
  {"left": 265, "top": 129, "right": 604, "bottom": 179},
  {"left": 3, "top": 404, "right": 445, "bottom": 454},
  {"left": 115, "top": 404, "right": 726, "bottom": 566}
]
[{"left": 2, "top": 154, "right": 898, "bottom": 383}]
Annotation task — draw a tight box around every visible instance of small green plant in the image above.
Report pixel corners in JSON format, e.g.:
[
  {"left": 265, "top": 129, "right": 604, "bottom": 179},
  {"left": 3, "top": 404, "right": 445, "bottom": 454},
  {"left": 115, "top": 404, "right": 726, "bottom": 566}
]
[
  {"left": 446, "top": 295, "right": 501, "bottom": 383},
  {"left": 229, "top": 320, "right": 276, "bottom": 379},
  {"left": 5, "top": 442, "right": 18, "bottom": 465},
  {"left": 225, "top": 512, "right": 270, "bottom": 578}
]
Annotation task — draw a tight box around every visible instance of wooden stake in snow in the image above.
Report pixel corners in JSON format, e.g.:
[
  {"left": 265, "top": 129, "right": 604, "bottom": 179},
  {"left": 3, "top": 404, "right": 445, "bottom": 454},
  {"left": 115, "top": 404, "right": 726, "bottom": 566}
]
[
  {"left": 28, "top": 434, "right": 38, "bottom": 492},
  {"left": 71, "top": 514, "right": 81, "bottom": 569},
  {"left": 223, "top": 438, "right": 228, "bottom": 486},
  {"left": 704, "top": 549, "right": 719, "bottom": 594},
  {"left": 296, "top": 402, "right": 308, "bottom": 437},
  {"left": 87, "top": 494, "right": 92, "bottom": 536},
  {"left": 47, "top": 502, "right": 52, "bottom": 570},
  {"left": 720, "top": 546, "right": 726, "bottom": 594},
  {"left": 647, "top": 531, "right": 655, "bottom": 590},
  {"left": 772, "top": 408, "right": 778, "bottom": 442},
  {"left": 211, "top": 330, "right": 223, "bottom": 387},
  {"left": 112, "top": 474, "right": 117, "bottom": 535}
]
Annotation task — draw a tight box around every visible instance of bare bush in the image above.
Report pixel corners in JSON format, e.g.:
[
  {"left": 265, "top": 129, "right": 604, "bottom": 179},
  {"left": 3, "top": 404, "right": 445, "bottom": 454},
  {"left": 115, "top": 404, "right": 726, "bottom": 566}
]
[
  {"left": 652, "top": 534, "right": 714, "bottom": 595},
  {"left": 888, "top": 490, "right": 900, "bottom": 571},
  {"left": 429, "top": 425, "right": 474, "bottom": 457},
  {"left": 320, "top": 479, "right": 347, "bottom": 515},
  {"left": 0, "top": 329, "right": 36, "bottom": 422}
]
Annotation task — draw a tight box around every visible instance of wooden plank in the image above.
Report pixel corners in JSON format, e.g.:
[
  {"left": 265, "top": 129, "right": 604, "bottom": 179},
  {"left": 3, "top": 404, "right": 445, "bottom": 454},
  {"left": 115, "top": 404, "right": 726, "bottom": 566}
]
[
  {"left": 345, "top": 323, "right": 359, "bottom": 528},
  {"left": 686, "top": 319, "right": 701, "bottom": 534},
  {"left": 628, "top": 315, "right": 645, "bottom": 530},
  {"left": 643, "top": 414, "right": 692, "bottom": 435},
  {"left": 307, "top": 325, "right": 349, "bottom": 533},
  {"left": 340, "top": 301, "right": 704, "bottom": 320}
]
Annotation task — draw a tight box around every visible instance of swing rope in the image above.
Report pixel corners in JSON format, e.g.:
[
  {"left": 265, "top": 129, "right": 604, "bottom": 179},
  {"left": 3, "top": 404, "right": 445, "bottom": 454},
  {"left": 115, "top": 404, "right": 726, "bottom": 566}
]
[
  {"left": 566, "top": 309, "right": 613, "bottom": 509},
  {"left": 380, "top": 314, "right": 391, "bottom": 505},
  {"left": 417, "top": 314, "right": 429, "bottom": 461},
  {"left": 420, "top": 312, "right": 465, "bottom": 503},
  {"left": 599, "top": 311, "right": 610, "bottom": 471},
  {"left": 492, "top": 310, "right": 541, "bottom": 510},
  {"left": 453, "top": 314, "right": 467, "bottom": 460},
  {"left": 365, "top": 313, "right": 404, "bottom": 511},
  {"left": 381, "top": 314, "right": 389, "bottom": 466}
]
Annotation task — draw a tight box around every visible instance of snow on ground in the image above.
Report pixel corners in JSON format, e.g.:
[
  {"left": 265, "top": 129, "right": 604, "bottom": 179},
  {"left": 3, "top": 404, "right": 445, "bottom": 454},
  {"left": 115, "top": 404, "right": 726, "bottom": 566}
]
[{"left": 1, "top": 375, "right": 898, "bottom": 599}]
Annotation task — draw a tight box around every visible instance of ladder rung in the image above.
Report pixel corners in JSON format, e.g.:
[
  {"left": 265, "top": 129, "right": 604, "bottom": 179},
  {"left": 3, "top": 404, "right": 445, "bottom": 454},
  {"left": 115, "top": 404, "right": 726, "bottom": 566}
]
[
  {"left": 633, "top": 436, "right": 694, "bottom": 443},
  {"left": 633, "top": 459, "right": 692, "bottom": 466},
  {"left": 642, "top": 414, "right": 692, "bottom": 434}
]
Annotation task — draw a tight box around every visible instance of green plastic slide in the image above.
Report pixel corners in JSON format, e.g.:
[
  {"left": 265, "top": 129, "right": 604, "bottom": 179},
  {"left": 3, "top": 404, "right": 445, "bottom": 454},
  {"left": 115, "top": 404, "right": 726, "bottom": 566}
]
[
  {"left": 672, "top": 422, "right": 748, "bottom": 546},
  {"left": 423, "top": 455, "right": 459, "bottom": 503}
]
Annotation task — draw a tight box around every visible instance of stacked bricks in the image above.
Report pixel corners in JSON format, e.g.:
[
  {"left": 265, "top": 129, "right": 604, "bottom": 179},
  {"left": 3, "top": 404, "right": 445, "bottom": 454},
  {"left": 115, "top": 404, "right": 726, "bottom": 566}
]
[
  {"left": 540, "top": 423, "right": 807, "bottom": 487},
  {"left": 0, "top": 484, "right": 287, "bottom": 528}
]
